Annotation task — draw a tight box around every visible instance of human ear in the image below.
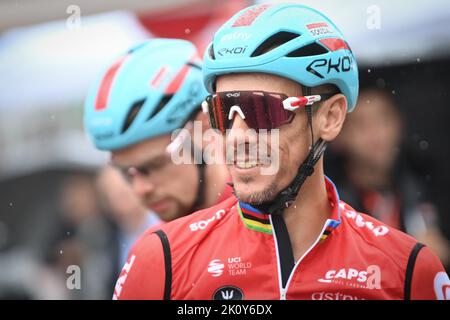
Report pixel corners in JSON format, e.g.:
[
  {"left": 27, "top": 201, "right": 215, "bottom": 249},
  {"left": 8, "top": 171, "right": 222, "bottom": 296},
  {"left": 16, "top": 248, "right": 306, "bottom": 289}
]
[{"left": 316, "top": 94, "right": 348, "bottom": 142}]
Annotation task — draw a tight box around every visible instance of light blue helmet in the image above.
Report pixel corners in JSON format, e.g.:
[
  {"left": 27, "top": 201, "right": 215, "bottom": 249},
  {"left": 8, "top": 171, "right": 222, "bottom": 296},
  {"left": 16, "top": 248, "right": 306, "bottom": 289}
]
[
  {"left": 203, "top": 3, "right": 359, "bottom": 111},
  {"left": 84, "top": 38, "right": 208, "bottom": 151}
]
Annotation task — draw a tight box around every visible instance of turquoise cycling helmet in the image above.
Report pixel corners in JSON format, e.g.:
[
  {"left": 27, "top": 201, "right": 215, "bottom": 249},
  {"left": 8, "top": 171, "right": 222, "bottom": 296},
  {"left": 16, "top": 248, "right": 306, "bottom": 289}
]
[
  {"left": 203, "top": 3, "right": 359, "bottom": 111},
  {"left": 203, "top": 3, "right": 359, "bottom": 215},
  {"left": 84, "top": 38, "right": 208, "bottom": 151}
]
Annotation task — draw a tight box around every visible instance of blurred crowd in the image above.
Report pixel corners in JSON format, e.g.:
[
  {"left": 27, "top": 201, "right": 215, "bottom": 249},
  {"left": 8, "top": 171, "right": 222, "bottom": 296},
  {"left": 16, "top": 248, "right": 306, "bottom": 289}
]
[
  {"left": 327, "top": 87, "right": 450, "bottom": 264},
  {"left": 0, "top": 166, "right": 160, "bottom": 299}
]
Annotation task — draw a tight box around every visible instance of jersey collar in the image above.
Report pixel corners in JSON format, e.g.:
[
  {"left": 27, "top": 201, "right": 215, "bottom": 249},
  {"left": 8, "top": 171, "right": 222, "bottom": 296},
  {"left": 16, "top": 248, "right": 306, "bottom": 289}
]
[
  {"left": 237, "top": 176, "right": 342, "bottom": 236},
  {"left": 320, "top": 176, "right": 342, "bottom": 241}
]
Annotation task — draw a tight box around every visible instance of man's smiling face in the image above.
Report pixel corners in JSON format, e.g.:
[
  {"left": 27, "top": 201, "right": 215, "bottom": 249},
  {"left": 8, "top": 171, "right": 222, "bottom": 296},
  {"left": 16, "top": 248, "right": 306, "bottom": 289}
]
[{"left": 216, "top": 73, "right": 312, "bottom": 205}]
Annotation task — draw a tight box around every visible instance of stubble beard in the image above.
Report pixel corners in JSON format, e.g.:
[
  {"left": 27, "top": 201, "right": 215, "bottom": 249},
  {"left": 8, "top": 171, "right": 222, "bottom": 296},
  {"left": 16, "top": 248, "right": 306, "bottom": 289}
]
[{"left": 234, "top": 175, "right": 279, "bottom": 206}]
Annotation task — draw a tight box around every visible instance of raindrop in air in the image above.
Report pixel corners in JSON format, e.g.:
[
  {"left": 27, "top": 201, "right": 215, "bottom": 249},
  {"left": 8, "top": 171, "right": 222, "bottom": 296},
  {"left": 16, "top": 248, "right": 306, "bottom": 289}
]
[{"left": 419, "top": 140, "right": 429, "bottom": 150}]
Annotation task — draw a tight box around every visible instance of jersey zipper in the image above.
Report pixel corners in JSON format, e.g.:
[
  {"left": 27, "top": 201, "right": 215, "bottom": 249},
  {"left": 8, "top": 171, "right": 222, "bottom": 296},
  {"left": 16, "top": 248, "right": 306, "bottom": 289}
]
[{"left": 270, "top": 215, "right": 329, "bottom": 300}]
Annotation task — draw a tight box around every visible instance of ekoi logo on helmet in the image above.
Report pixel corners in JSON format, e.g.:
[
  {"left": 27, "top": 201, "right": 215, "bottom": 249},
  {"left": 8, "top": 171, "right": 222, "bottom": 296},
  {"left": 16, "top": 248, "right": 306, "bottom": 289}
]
[
  {"left": 307, "top": 55, "right": 353, "bottom": 79},
  {"left": 218, "top": 46, "right": 248, "bottom": 56}
]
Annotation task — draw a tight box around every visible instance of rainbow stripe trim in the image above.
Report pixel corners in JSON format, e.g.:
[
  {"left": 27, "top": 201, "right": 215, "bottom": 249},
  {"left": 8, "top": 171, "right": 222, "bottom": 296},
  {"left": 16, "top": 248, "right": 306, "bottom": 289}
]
[
  {"left": 319, "top": 219, "right": 340, "bottom": 242},
  {"left": 238, "top": 202, "right": 272, "bottom": 234}
]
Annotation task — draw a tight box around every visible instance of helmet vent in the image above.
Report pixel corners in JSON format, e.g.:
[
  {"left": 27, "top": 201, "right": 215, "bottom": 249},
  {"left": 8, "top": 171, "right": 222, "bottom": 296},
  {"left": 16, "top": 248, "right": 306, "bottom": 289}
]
[
  {"left": 208, "top": 44, "right": 216, "bottom": 60},
  {"left": 187, "top": 62, "right": 201, "bottom": 70},
  {"left": 286, "top": 42, "right": 329, "bottom": 57},
  {"left": 251, "top": 31, "right": 301, "bottom": 57},
  {"left": 147, "top": 94, "right": 174, "bottom": 121},
  {"left": 122, "top": 98, "right": 145, "bottom": 133}
]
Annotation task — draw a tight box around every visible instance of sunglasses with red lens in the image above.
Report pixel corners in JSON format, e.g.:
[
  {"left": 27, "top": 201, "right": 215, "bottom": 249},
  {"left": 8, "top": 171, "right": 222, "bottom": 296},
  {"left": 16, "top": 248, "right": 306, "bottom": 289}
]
[{"left": 202, "top": 91, "right": 332, "bottom": 134}]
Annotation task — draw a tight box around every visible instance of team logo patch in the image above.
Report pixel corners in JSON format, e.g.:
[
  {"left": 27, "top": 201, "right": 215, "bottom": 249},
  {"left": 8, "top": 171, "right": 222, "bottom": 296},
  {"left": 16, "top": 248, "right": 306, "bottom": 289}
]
[
  {"left": 189, "top": 209, "right": 226, "bottom": 232},
  {"left": 207, "top": 257, "right": 253, "bottom": 277},
  {"left": 306, "top": 22, "right": 333, "bottom": 37},
  {"left": 208, "top": 259, "right": 225, "bottom": 277},
  {"left": 318, "top": 265, "right": 382, "bottom": 290},
  {"left": 213, "top": 286, "right": 244, "bottom": 300},
  {"left": 113, "top": 254, "right": 136, "bottom": 300},
  {"left": 341, "top": 204, "right": 389, "bottom": 237}
]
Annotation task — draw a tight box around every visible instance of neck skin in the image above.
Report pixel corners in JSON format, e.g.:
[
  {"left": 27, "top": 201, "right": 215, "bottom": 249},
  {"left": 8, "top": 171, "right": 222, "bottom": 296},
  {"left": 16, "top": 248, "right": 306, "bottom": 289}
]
[
  {"left": 202, "top": 163, "right": 230, "bottom": 207},
  {"left": 346, "top": 158, "right": 392, "bottom": 191},
  {"left": 282, "top": 158, "right": 332, "bottom": 262}
]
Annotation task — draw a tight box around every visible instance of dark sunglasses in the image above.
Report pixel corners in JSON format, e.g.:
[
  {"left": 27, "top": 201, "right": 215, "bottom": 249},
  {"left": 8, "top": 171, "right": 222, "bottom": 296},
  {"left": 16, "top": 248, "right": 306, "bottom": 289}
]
[{"left": 202, "top": 90, "right": 335, "bottom": 134}]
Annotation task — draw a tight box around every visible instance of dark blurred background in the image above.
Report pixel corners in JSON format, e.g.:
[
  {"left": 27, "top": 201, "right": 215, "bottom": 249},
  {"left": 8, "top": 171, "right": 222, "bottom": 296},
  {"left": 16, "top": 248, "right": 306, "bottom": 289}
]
[{"left": 0, "top": 0, "right": 449, "bottom": 299}]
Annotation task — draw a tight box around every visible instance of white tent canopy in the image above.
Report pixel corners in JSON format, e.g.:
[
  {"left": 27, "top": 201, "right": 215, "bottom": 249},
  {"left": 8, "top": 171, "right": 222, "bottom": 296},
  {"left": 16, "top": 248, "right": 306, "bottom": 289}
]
[
  {"left": 0, "top": 11, "right": 151, "bottom": 111},
  {"left": 0, "top": 11, "right": 149, "bottom": 176}
]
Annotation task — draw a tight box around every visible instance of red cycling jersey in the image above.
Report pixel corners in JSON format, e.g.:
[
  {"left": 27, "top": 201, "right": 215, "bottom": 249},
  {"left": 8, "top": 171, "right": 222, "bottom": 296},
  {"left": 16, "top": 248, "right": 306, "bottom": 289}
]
[{"left": 113, "top": 177, "right": 449, "bottom": 300}]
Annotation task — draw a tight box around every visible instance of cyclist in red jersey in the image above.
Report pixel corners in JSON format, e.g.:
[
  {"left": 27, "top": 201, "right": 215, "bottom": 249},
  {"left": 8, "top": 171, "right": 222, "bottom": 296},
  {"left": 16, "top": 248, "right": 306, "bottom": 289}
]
[
  {"left": 114, "top": 4, "right": 449, "bottom": 300},
  {"left": 84, "top": 39, "right": 232, "bottom": 223}
]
